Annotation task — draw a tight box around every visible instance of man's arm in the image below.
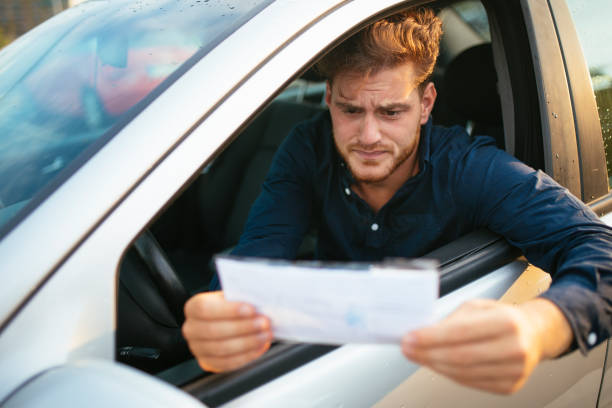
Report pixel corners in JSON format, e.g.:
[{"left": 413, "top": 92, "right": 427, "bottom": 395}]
[
  {"left": 401, "top": 298, "right": 572, "bottom": 394},
  {"left": 457, "top": 138, "right": 612, "bottom": 353},
  {"left": 403, "top": 137, "right": 612, "bottom": 393}
]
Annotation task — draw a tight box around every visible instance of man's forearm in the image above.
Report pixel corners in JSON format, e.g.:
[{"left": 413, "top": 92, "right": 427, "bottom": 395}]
[
  {"left": 401, "top": 297, "right": 574, "bottom": 394},
  {"left": 518, "top": 297, "right": 573, "bottom": 360}
]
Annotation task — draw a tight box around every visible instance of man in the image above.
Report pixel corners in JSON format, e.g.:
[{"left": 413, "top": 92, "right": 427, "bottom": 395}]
[{"left": 182, "top": 8, "right": 612, "bottom": 394}]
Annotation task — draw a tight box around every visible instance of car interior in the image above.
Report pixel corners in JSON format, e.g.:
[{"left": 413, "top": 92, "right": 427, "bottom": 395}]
[{"left": 114, "top": 0, "right": 533, "bottom": 393}]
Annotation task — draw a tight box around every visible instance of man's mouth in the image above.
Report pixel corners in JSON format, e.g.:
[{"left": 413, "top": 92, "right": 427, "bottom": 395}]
[{"left": 353, "top": 149, "right": 386, "bottom": 160}]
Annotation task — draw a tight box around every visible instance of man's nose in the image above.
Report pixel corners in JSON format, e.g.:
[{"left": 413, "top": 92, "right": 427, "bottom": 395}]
[{"left": 358, "top": 113, "right": 381, "bottom": 146}]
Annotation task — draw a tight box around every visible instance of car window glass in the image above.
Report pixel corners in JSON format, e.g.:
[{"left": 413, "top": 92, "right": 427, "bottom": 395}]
[
  {"left": 566, "top": 0, "right": 612, "bottom": 187},
  {"left": 451, "top": 1, "right": 490, "bottom": 41},
  {"left": 0, "top": 0, "right": 272, "bottom": 235},
  {"left": 437, "top": 0, "right": 489, "bottom": 66}
]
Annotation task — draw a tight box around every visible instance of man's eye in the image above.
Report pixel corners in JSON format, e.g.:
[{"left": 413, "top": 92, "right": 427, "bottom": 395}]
[
  {"left": 344, "top": 108, "right": 360, "bottom": 115},
  {"left": 384, "top": 110, "right": 400, "bottom": 117}
]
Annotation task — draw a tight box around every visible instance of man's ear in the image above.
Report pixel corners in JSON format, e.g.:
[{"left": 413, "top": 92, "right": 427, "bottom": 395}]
[
  {"left": 325, "top": 81, "right": 332, "bottom": 106},
  {"left": 419, "top": 82, "right": 437, "bottom": 125}
]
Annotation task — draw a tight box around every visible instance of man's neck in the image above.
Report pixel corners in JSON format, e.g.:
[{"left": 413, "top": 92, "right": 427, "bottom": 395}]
[{"left": 352, "top": 152, "right": 420, "bottom": 213}]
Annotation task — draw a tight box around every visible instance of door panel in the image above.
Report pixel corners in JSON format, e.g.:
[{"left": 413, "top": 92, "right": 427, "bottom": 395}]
[
  {"left": 598, "top": 341, "right": 612, "bottom": 407},
  {"left": 220, "top": 261, "right": 526, "bottom": 407},
  {"left": 374, "top": 264, "right": 605, "bottom": 407}
]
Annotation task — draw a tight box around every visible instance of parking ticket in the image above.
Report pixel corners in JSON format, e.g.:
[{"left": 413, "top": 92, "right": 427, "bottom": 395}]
[{"left": 215, "top": 256, "right": 439, "bottom": 345}]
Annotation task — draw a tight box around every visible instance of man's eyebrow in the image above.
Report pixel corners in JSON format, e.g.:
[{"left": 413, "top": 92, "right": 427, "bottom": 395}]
[
  {"left": 378, "top": 102, "right": 412, "bottom": 110},
  {"left": 334, "top": 101, "right": 362, "bottom": 110}
]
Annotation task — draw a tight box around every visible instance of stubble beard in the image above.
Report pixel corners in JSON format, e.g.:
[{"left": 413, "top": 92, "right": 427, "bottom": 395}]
[{"left": 336, "top": 123, "right": 421, "bottom": 185}]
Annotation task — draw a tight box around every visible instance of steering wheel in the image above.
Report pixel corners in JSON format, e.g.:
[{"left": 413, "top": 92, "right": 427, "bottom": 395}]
[{"left": 132, "top": 229, "right": 191, "bottom": 325}]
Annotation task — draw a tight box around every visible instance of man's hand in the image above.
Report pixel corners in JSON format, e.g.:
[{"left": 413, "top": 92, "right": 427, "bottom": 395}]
[
  {"left": 401, "top": 298, "right": 573, "bottom": 394},
  {"left": 182, "top": 291, "right": 273, "bottom": 372}
]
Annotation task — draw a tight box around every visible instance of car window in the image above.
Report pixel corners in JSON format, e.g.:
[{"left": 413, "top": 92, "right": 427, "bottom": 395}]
[
  {"left": 566, "top": 0, "right": 612, "bottom": 187},
  {"left": 0, "top": 0, "right": 272, "bottom": 236},
  {"left": 115, "top": 0, "right": 500, "bottom": 387},
  {"left": 437, "top": 0, "right": 489, "bottom": 66},
  {"left": 116, "top": 81, "right": 328, "bottom": 375},
  {"left": 451, "top": 1, "right": 490, "bottom": 41}
]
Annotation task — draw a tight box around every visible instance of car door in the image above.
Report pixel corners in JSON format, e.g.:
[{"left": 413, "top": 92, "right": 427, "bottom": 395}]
[
  {"left": 1, "top": 0, "right": 609, "bottom": 407},
  {"left": 175, "top": 0, "right": 611, "bottom": 406},
  {"left": 378, "top": 0, "right": 612, "bottom": 406}
]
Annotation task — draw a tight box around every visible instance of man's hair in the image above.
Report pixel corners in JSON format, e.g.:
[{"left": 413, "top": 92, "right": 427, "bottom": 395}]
[{"left": 315, "top": 8, "right": 443, "bottom": 90}]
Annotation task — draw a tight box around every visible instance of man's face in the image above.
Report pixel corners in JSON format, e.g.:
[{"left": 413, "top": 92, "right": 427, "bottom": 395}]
[{"left": 326, "top": 63, "right": 436, "bottom": 184}]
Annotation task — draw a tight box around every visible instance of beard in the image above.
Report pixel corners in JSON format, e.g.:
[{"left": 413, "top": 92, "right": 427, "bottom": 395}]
[{"left": 336, "top": 123, "right": 421, "bottom": 184}]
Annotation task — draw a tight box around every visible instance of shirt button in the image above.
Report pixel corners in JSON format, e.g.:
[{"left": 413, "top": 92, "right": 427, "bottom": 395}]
[
  {"left": 588, "top": 332, "right": 597, "bottom": 346},
  {"left": 371, "top": 223, "right": 379, "bottom": 231},
  {"left": 344, "top": 187, "right": 351, "bottom": 196}
]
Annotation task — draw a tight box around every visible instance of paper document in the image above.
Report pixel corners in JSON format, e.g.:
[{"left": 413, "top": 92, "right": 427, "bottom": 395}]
[{"left": 216, "top": 256, "right": 439, "bottom": 344}]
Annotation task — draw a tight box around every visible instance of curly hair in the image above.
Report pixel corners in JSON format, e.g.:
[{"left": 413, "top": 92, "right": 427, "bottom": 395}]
[{"left": 315, "top": 8, "right": 443, "bottom": 89}]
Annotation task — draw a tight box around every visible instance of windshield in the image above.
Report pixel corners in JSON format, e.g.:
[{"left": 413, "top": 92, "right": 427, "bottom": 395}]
[{"left": 0, "top": 0, "right": 272, "bottom": 234}]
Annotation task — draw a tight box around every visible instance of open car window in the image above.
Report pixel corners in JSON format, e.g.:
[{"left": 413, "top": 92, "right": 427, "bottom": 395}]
[
  {"left": 113, "top": 0, "right": 522, "bottom": 398},
  {"left": 113, "top": 0, "right": 500, "bottom": 369}
]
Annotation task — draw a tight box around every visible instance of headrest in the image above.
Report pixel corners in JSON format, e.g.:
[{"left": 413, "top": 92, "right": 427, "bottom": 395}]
[{"left": 443, "top": 43, "right": 502, "bottom": 125}]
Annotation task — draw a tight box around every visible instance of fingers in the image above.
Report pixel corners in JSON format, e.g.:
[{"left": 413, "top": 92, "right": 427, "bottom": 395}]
[
  {"left": 182, "top": 291, "right": 273, "bottom": 373},
  {"left": 401, "top": 299, "right": 543, "bottom": 395},
  {"left": 196, "top": 344, "right": 272, "bottom": 373},
  {"left": 403, "top": 332, "right": 528, "bottom": 367},
  {"left": 189, "top": 331, "right": 273, "bottom": 372},
  {"left": 407, "top": 299, "right": 518, "bottom": 347},
  {"left": 182, "top": 315, "right": 269, "bottom": 341},
  {"left": 188, "top": 331, "right": 272, "bottom": 357},
  {"left": 184, "top": 291, "right": 256, "bottom": 320}
]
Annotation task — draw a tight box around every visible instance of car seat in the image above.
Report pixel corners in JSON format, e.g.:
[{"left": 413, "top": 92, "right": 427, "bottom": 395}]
[
  {"left": 192, "top": 100, "right": 326, "bottom": 270},
  {"left": 435, "top": 43, "right": 504, "bottom": 148}
]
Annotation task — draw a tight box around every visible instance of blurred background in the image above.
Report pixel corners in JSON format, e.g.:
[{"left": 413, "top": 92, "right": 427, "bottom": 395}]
[{"left": 0, "top": 0, "right": 84, "bottom": 49}]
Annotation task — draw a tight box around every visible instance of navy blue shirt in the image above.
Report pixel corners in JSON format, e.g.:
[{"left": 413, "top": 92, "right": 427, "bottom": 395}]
[{"left": 213, "top": 111, "right": 612, "bottom": 355}]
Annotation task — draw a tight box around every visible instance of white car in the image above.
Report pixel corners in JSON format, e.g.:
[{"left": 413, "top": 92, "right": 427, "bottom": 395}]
[{"left": 1, "top": 0, "right": 611, "bottom": 406}]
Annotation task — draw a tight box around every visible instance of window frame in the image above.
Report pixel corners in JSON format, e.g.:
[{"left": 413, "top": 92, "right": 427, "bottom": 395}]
[
  {"left": 172, "top": 0, "right": 551, "bottom": 404},
  {"left": 177, "top": 0, "right": 611, "bottom": 404},
  {"left": 520, "top": 0, "right": 582, "bottom": 197},
  {"left": 2, "top": 0, "right": 607, "bottom": 405},
  {"left": 520, "top": 0, "right": 610, "bottom": 205}
]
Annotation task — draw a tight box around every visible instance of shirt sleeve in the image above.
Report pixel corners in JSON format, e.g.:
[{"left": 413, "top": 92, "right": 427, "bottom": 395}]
[
  {"left": 452, "top": 136, "right": 612, "bottom": 354},
  {"left": 208, "top": 123, "right": 316, "bottom": 291}
]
